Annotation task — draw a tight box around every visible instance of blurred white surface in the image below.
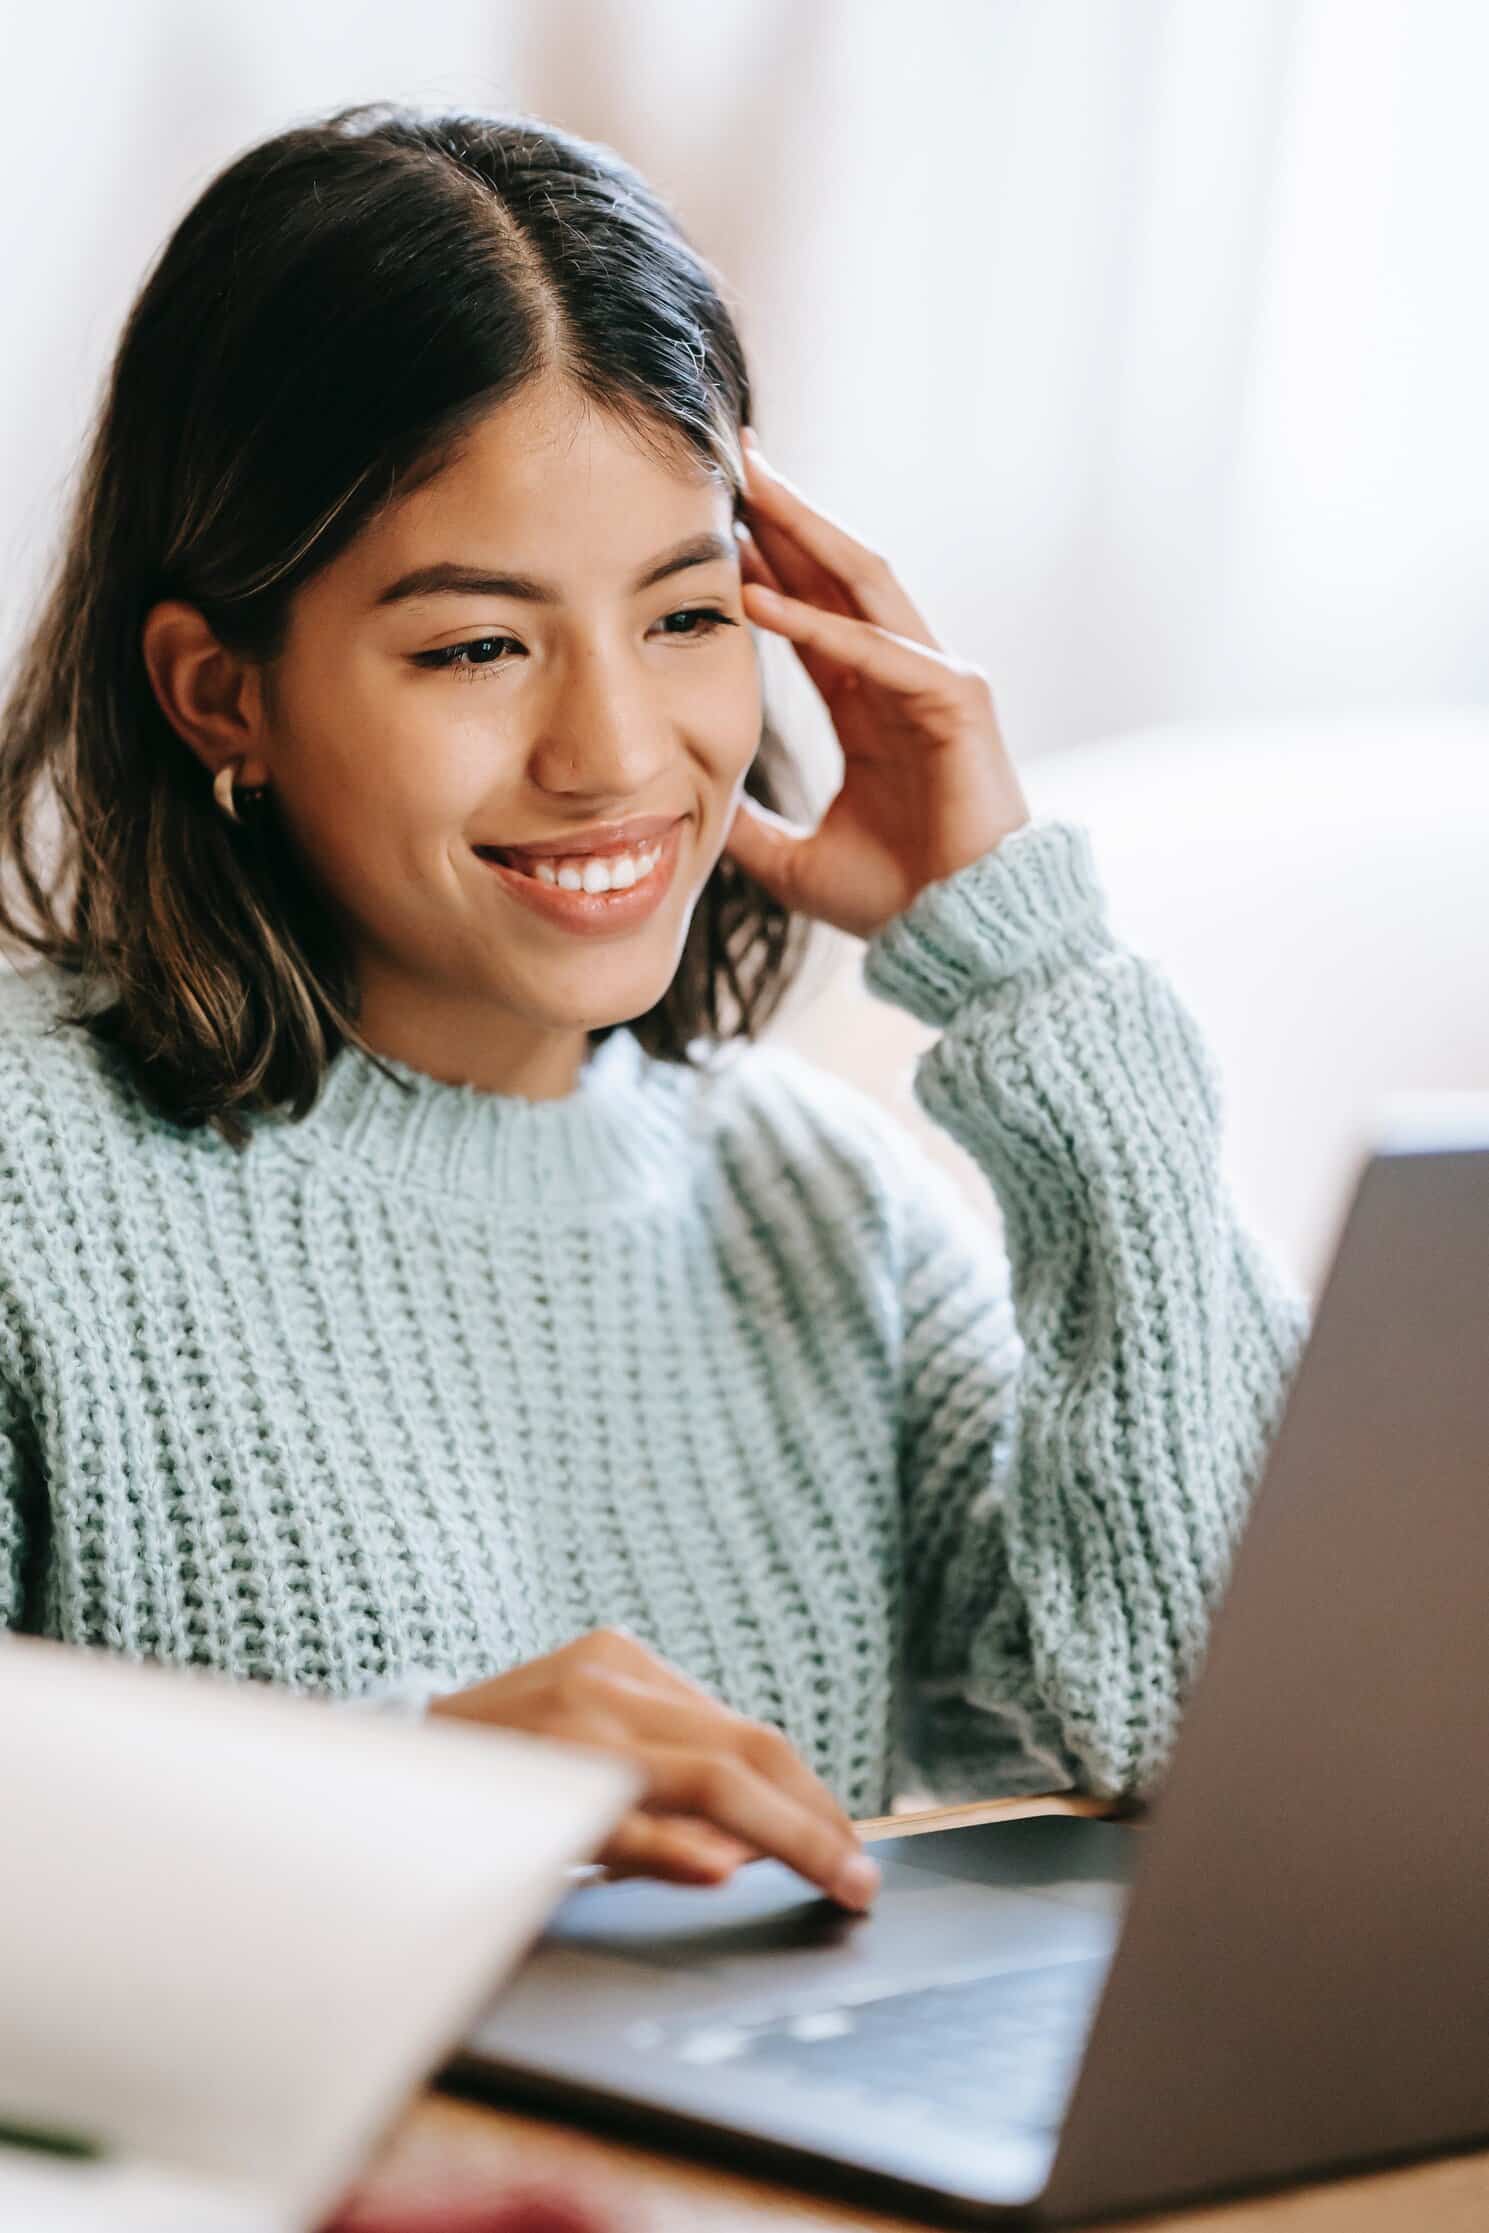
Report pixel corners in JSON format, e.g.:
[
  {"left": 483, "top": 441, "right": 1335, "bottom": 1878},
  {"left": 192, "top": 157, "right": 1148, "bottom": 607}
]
[
  {"left": 778, "top": 710, "right": 1489, "bottom": 1297},
  {"left": 0, "top": 2149, "right": 279, "bottom": 2233},
  {"left": 0, "top": 1635, "right": 636, "bottom": 2232}
]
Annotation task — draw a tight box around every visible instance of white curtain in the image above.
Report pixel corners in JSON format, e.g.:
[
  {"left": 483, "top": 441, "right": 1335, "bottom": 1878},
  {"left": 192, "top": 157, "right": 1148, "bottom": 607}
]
[{"left": 2, "top": 0, "right": 1485, "bottom": 760}]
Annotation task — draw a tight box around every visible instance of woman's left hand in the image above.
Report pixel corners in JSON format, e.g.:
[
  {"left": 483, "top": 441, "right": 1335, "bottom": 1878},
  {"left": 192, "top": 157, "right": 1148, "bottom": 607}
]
[{"left": 723, "top": 428, "right": 1030, "bottom": 940}]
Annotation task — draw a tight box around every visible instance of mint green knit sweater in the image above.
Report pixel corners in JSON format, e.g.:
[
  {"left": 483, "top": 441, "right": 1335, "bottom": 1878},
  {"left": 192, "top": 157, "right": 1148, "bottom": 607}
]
[{"left": 0, "top": 820, "right": 1305, "bottom": 1811}]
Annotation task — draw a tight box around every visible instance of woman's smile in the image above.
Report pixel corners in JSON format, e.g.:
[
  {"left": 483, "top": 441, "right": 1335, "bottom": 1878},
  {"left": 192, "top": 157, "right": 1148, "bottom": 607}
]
[{"left": 470, "top": 812, "right": 686, "bottom": 936}]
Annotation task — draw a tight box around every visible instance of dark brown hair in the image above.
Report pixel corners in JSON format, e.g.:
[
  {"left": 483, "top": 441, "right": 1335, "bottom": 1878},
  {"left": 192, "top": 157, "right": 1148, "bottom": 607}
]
[{"left": 0, "top": 102, "right": 811, "bottom": 1144}]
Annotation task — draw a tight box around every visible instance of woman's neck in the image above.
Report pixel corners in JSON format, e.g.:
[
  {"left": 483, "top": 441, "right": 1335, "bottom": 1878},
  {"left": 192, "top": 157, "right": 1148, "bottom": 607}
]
[{"left": 352, "top": 965, "right": 592, "bottom": 1100}]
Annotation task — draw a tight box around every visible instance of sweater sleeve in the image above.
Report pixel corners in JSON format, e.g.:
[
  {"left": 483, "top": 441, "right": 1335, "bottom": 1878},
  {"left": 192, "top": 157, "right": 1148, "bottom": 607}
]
[{"left": 861, "top": 818, "right": 1309, "bottom": 1801}]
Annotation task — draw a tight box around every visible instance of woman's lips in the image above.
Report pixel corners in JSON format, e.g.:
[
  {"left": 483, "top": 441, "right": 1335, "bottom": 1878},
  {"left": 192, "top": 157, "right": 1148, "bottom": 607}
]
[
  {"left": 471, "top": 817, "right": 684, "bottom": 937},
  {"left": 492, "top": 811, "right": 683, "bottom": 863}
]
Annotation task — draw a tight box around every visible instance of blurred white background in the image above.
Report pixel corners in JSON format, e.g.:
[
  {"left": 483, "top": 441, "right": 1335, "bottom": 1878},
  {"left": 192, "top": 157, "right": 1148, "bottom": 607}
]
[{"left": 2, "top": 0, "right": 1486, "bottom": 1288}]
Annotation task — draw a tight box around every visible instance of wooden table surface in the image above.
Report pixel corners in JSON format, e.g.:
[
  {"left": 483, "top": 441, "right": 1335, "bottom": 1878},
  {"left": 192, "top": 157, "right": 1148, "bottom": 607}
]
[{"left": 342, "top": 1796, "right": 1489, "bottom": 2232}]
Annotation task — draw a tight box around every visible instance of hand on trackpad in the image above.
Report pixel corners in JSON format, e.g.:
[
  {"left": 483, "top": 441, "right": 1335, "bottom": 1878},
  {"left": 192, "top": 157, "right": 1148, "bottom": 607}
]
[{"left": 548, "top": 1856, "right": 876, "bottom": 1966}]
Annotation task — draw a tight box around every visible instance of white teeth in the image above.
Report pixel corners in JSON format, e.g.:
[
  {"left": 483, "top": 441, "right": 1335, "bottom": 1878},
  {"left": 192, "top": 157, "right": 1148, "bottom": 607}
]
[{"left": 500, "top": 838, "right": 665, "bottom": 894}]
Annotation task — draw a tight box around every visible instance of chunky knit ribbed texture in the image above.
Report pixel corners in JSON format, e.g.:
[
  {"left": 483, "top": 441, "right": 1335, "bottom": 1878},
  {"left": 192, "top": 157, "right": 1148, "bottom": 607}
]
[{"left": 0, "top": 820, "right": 1307, "bottom": 1811}]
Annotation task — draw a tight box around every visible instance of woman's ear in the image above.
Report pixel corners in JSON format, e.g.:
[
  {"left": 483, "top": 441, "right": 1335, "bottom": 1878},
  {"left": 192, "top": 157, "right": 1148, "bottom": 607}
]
[{"left": 139, "top": 600, "right": 272, "bottom": 791}]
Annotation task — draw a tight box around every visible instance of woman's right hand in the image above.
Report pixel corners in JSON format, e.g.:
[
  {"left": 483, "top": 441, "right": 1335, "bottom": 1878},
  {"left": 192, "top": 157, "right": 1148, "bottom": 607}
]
[{"left": 425, "top": 1627, "right": 881, "bottom": 1911}]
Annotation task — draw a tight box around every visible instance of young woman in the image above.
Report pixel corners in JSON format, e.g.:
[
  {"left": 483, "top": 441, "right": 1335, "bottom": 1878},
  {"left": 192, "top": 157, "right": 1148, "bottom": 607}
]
[{"left": 0, "top": 102, "right": 1306, "bottom": 1914}]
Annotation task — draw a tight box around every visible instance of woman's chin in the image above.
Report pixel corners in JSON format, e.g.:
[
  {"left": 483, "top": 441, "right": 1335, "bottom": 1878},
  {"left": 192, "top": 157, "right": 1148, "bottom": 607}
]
[{"left": 502, "top": 953, "right": 684, "bottom": 1039}]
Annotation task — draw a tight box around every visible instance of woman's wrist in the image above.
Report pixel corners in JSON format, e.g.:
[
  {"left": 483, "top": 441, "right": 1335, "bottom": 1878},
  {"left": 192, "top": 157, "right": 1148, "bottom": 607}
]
[{"left": 861, "top": 818, "right": 1115, "bottom": 1030}]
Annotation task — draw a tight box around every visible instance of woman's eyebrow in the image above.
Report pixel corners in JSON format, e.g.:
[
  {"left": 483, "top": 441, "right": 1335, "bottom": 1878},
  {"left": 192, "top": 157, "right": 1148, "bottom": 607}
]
[{"left": 372, "top": 530, "right": 737, "bottom": 609}]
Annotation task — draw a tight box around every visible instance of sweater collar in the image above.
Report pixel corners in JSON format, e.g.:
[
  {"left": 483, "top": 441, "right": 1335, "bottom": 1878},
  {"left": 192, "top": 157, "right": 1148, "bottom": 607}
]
[{"left": 261, "top": 1026, "right": 696, "bottom": 1211}]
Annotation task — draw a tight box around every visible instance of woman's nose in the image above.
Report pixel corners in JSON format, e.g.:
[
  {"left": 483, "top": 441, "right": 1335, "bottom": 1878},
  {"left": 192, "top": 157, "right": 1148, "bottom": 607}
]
[{"left": 526, "top": 649, "right": 675, "bottom": 797}]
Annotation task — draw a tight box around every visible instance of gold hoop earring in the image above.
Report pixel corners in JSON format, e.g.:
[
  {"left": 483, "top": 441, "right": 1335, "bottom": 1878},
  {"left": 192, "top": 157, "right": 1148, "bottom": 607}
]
[
  {"left": 213, "top": 759, "right": 244, "bottom": 824},
  {"left": 213, "top": 759, "right": 267, "bottom": 824}
]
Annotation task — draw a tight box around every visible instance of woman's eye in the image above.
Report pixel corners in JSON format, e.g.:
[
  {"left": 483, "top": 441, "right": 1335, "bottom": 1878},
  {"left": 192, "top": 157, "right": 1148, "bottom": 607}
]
[
  {"left": 412, "top": 635, "right": 517, "bottom": 682},
  {"left": 655, "top": 607, "right": 738, "bottom": 643},
  {"left": 411, "top": 608, "right": 737, "bottom": 684}
]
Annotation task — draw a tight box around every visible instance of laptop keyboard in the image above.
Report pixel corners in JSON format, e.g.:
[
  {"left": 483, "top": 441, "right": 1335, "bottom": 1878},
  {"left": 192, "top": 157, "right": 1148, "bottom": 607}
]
[{"left": 677, "top": 1957, "right": 1107, "bottom": 2136}]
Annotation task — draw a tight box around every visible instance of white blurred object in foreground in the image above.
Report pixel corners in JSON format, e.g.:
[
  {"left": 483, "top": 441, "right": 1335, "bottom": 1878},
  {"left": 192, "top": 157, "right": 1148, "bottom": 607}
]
[{"left": 0, "top": 1636, "right": 637, "bottom": 2231}]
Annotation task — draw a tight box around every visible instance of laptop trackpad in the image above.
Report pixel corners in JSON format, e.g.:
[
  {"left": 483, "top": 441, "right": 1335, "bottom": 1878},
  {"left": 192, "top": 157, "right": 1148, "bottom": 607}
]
[{"left": 544, "top": 1847, "right": 1119, "bottom": 2007}]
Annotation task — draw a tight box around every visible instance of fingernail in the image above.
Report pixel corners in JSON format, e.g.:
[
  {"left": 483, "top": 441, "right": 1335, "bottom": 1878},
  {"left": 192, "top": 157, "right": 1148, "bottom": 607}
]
[{"left": 832, "top": 1853, "right": 881, "bottom": 1909}]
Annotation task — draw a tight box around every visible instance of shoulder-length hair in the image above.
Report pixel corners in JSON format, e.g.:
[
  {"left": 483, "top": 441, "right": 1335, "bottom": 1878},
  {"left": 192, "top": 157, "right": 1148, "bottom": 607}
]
[{"left": 0, "top": 102, "right": 811, "bottom": 1144}]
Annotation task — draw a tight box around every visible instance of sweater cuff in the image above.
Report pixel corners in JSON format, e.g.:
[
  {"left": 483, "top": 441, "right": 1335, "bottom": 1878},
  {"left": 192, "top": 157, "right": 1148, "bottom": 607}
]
[{"left": 860, "top": 818, "right": 1115, "bottom": 1029}]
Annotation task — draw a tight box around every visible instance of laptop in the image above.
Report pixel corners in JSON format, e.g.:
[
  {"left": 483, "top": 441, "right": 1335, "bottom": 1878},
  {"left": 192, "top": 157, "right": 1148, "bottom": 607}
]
[
  {"left": 0, "top": 1637, "right": 638, "bottom": 2232},
  {"left": 451, "top": 1098, "right": 1489, "bottom": 2224}
]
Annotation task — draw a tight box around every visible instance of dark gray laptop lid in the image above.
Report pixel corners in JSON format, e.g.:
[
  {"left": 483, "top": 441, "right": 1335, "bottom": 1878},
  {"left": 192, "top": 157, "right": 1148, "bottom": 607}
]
[{"left": 1042, "top": 1123, "right": 1489, "bottom": 2223}]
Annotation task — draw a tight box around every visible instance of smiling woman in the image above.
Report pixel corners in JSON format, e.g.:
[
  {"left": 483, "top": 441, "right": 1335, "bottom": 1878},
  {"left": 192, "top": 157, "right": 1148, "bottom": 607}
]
[
  {"left": 132, "top": 373, "right": 777, "bottom": 1097},
  {"left": 0, "top": 101, "right": 1306, "bottom": 1897},
  {"left": 0, "top": 102, "right": 808, "bottom": 1126}
]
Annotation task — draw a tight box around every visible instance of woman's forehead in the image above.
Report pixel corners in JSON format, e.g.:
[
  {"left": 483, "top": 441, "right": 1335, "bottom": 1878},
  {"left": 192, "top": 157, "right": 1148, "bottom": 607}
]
[{"left": 326, "top": 407, "right": 735, "bottom": 613}]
